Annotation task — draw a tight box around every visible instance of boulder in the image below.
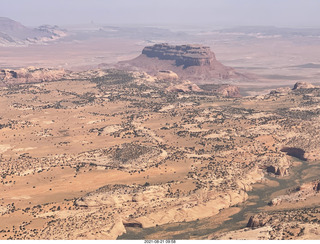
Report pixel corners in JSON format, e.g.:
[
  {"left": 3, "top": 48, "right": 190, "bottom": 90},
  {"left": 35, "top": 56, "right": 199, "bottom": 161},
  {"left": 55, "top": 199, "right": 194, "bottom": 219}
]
[
  {"left": 215, "top": 84, "right": 241, "bottom": 97},
  {"left": 247, "top": 214, "right": 271, "bottom": 228},
  {"left": 269, "top": 198, "right": 282, "bottom": 206}
]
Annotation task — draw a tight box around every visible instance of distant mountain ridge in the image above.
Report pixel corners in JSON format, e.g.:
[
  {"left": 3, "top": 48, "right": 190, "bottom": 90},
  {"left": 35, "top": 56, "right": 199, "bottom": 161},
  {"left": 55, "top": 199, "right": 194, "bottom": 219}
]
[
  {"left": 219, "top": 26, "right": 320, "bottom": 38},
  {"left": 0, "top": 17, "right": 67, "bottom": 46}
]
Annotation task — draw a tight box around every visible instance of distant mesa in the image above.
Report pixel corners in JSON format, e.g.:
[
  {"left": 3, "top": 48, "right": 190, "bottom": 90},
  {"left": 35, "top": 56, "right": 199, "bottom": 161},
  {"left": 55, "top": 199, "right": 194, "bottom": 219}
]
[
  {"left": 115, "top": 43, "right": 249, "bottom": 84},
  {"left": 291, "top": 63, "right": 320, "bottom": 69},
  {"left": 142, "top": 43, "right": 215, "bottom": 68}
]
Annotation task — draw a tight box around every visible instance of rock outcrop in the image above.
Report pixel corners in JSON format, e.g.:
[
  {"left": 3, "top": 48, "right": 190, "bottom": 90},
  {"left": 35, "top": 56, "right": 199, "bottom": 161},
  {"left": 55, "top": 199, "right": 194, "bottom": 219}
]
[
  {"left": 218, "top": 208, "right": 320, "bottom": 240},
  {"left": 269, "top": 179, "right": 320, "bottom": 206},
  {"left": 0, "top": 67, "right": 67, "bottom": 85},
  {"left": 266, "top": 165, "right": 288, "bottom": 176},
  {"left": 73, "top": 183, "right": 251, "bottom": 239},
  {"left": 270, "top": 87, "right": 291, "bottom": 95},
  {"left": 247, "top": 213, "right": 271, "bottom": 228},
  {"left": 156, "top": 70, "right": 179, "bottom": 81},
  {"left": 166, "top": 81, "right": 202, "bottom": 93},
  {"left": 215, "top": 84, "right": 241, "bottom": 97},
  {"left": 265, "top": 155, "right": 290, "bottom": 177},
  {"left": 197, "top": 83, "right": 241, "bottom": 97},
  {"left": 116, "top": 43, "right": 249, "bottom": 84},
  {"left": 293, "top": 82, "right": 315, "bottom": 90}
]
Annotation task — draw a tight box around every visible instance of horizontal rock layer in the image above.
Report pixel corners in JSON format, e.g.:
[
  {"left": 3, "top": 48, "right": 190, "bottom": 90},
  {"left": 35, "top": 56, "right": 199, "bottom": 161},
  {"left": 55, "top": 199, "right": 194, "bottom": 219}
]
[{"left": 142, "top": 43, "right": 215, "bottom": 68}]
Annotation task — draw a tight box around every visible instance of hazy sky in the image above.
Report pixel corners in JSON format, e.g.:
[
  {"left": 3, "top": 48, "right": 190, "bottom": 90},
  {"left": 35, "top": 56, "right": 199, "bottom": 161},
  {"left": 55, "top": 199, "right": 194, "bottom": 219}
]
[{"left": 1, "top": 0, "right": 320, "bottom": 28}]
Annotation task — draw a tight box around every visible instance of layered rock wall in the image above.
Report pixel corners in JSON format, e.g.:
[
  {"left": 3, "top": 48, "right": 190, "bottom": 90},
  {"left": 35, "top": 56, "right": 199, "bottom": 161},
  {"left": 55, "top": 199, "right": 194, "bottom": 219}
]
[{"left": 142, "top": 43, "right": 215, "bottom": 68}]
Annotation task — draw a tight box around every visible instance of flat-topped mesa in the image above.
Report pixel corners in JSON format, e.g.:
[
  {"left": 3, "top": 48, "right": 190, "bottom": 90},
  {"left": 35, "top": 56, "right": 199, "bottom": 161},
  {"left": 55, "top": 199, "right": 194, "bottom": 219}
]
[
  {"left": 142, "top": 43, "right": 215, "bottom": 68},
  {"left": 114, "top": 43, "right": 252, "bottom": 83}
]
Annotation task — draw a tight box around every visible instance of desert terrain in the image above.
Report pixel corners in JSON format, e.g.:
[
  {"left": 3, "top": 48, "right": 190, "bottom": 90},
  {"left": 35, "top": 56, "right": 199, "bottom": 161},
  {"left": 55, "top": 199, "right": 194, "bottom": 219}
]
[{"left": 1, "top": 17, "right": 320, "bottom": 240}]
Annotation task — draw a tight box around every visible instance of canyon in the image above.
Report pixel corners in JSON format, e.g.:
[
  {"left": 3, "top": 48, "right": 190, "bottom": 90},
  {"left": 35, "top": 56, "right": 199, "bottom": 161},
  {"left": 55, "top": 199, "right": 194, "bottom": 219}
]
[
  {"left": 1, "top": 15, "right": 320, "bottom": 240},
  {"left": 1, "top": 64, "right": 320, "bottom": 239}
]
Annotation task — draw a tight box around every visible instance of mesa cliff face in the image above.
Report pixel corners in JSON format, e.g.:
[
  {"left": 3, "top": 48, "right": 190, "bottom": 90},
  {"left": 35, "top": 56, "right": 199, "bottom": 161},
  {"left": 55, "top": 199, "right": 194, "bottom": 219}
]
[
  {"left": 116, "top": 43, "right": 248, "bottom": 83},
  {"left": 142, "top": 43, "right": 215, "bottom": 68}
]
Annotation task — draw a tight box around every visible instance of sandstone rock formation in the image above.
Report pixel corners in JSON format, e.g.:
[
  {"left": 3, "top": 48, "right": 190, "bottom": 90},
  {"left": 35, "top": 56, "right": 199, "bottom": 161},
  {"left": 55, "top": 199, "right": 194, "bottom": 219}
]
[
  {"left": 293, "top": 82, "right": 315, "bottom": 90},
  {"left": 270, "top": 87, "right": 291, "bottom": 95},
  {"left": 269, "top": 179, "right": 320, "bottom": 206},
  {"left": 154, "top": 70, "right": 240, "bottom": 97},
  {"left": 116, "top": 43, "right": 249, "bottom": 84},
  {"left": 156, "top": 70, "right": 179, "bottom": 81},
  {"left": 0, "top": 67, "right": 67, "bottom": 85},
  {"left": 266, "top": 165, "right": 288, "bottom": 176},
  {"left": 217, "top": 208, "right": 320, "bottom": 240},
  {"left": 247, "top": 213, "right": 271, "bottom": 228},
  {"left": 72, "top": 183, "right": 251, "bottom": 238},
  {"left": 265, "top": 155, "right": 290, "bottom": 176},
  {"left": 215, "top": 84, "right": 241, "bottom": 97},
  {"left": 142, "top": 43, "right": 215, "bottom": 68},
  {"left": 166, "top": 81, "right": 203, "bottom": 93}
]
